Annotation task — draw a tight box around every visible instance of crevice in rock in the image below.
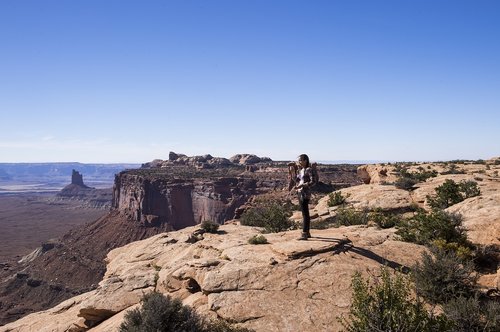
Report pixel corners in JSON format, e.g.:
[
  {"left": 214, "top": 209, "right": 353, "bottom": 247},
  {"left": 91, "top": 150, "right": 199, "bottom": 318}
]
[
  {"left": 185, "top": 278, "right": 201, "bottom": 293},
  {"left": 78, "top": 308, "right": 116, "bottom": 328},
  {"left": 215, "top": 311, "right": 264, "bottom": 324},
  {"left": 296, "top": 257, "right": 321, "bottom": 277}
]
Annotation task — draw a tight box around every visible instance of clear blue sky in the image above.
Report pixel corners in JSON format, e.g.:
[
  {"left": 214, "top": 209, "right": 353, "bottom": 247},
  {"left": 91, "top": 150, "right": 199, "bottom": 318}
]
[{"left": 1, "top": 0, "right": 499, "bottom": 163}]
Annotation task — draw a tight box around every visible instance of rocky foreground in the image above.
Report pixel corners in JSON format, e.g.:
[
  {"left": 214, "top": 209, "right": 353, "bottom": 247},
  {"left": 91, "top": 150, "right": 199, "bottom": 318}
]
[
  {"left": 1, "top": 225, "right": 425, "bottom": 332},
  {"left": 2, "top": 158, "right": 499, "bottom": 332}
]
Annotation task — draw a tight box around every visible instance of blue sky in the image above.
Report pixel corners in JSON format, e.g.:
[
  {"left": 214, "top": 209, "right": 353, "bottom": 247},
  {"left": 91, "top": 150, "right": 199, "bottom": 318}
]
[{"left": 0, "top": 0, "right": 499, "bottom": 163}]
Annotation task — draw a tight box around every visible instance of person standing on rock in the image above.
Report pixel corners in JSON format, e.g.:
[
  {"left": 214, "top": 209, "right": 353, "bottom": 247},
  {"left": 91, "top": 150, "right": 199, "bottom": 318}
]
[{"left": 294, "top": 154, "right": 317, "bottom": 240}]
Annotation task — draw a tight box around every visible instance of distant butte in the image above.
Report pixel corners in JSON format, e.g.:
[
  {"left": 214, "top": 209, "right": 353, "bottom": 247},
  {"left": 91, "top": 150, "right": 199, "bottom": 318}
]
[{"left": 71, "top": 169, "right": 89, "bottom": 188}]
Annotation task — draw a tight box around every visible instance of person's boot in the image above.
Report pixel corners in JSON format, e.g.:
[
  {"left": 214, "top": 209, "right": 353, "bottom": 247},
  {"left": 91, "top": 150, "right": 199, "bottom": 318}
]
[
  {"left": 297, "top": 232, "right": 309, "bottom": 240},
  {"left": 305, "top": 231, "right": 311, "bottom": 238}
]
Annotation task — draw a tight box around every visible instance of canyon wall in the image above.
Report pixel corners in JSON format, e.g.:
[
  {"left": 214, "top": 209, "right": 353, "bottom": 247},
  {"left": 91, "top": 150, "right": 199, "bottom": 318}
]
[{"left": 112, "top": 173, "right": 259, "bottom": 229}]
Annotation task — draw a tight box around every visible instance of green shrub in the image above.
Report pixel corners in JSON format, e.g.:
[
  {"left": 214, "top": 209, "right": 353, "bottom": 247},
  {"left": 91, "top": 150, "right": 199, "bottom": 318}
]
[
  {"left": 394, "top": 168, "right": 438, "bottom": 191},
  {"left": 240, "top": 201, "right": 293, "bottom": 233},
  {"left": 120, "top": 292, "right": 202, "bottom": 332},
  {"left": 443, "top": 295, "right": 500, "bottom": 332},
  {"left": 327, "top": 191, "right": 350, "bottom": 207},
  {"left": 338, "top": 267, "right": 447, "bottom": 331},
  {"left": 200, "top": 220, "right": 220, "bottom": 233},
  {"left": 427, "top": 179, "right": 480, "bottom": 209},
  {"left": 248, "top": 234, "right": 268, "bottom": 245},
  {"left": 335, "top": 207, "right": 369, "bottom": 226},
  {"left": 411, "top": 169, "right": 438, "bottom": 182},
  {"left": 459, "top": 180, "right": 481, "bottom": 198},
  {"left": 413, "top": 247, "right": 477, "bottom": 304},
  {"left": 431, "top": 239, "right": 473, "bottom": 261},
  {"left": 473, "top": 244, "right": 500, "bottom": 272},
  {"left": 396, "top": 210, "right": 469, "bottom": 248},
  {"left": 120, "top": 292, "right": 252, "bottom": 332},
  {"left": 369, "top": 210, "right": 401, "bottom": 229},
  {"left": 394, "top": 177, "right": 418, "bottom": 190},
  {"left": 441, "top": 164, "right": 465, "bottom": 175},
  {"left": 427, "top": 179, "right": 463, "bottom": 209}
]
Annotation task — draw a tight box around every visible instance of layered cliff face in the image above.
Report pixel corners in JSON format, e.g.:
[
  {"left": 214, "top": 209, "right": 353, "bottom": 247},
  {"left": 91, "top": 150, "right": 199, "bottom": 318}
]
[
  {"left": 111, "top": 160, "right": 363, "bottom": 231},
  {"left": 112, "top": 173, "right": 259, "bottom": 229}
]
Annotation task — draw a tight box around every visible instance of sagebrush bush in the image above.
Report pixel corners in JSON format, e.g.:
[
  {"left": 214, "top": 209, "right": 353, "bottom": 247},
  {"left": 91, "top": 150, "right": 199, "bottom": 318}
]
[
  {"left": 443, "top": 295, "right": 500, "bottom": 332},
  {"left": 427, "top": 179, "right": 481, "bottom": 209},
  {"left": 396, "top": 210, "right": 469, "bottom": 248},
  {"left": 459, "top": 180, "right": 481, "bottom": 199},
  {"left": 200, "top": 220, "right": 220, "bottom": 233},
  {"left": 431, "top": 239, "right": 473, "bottom": 261},
  {"left": 327, "top": 191, "right": 350, "bottom": 207},
  {"left": 395, "top": 177, "right": 418, "bottom": 190},
  {"left": 441, "top": 164, "right": 465, "bottom": 175},
  {"left": 474, "top": 244, "right": 500, "bottom": 272},
  {"left": 427, "top": 179, "right": 463, "bottom": 209},
  {"left": 247, "top": 234, "right": 268, "bottom": 245},
  {"left": 120, "top": 292, "right": 202, "bottom": 332},
  {"left": 369, "top": 210, "right": 401, "bottom": 229},
  {"left": 335, "top": 207, "right": 369, "bottom": 226},
  {"left": 120, "top": 292, "right": 253, "bottom": 332},
  {"left": 239, "top": 201, "right": 293, "bottom": 233},
  {"left": 339, "top": 267, "right": 447, "bottom": 332},
  {"left": 401, "top": 168, "right": 438, "bottom": 182},
  {"left": 205, "top": 319, "right": 254, "bottom": 332},
  {"left": 413, "top": 247, "right": 477, "bottom": 304},
  {"left": 394, "top": 168, "right": 438, "bottom": 191}
]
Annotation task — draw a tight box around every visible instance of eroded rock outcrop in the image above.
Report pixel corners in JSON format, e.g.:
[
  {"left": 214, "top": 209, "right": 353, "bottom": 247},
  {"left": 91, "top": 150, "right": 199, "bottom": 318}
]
[
  {"left": 1, "top": 224, "right": 425, "bottom": 332},
  {"left": 325, "top": 161, "right": 500, "bottom": 246},
  {"left": 229, "top": 154, "right": 272, "bottom": 165},
  {"left": 356, "top": 164, "right": 397, "bottom": 184},
  {"left": 56, "top": 170, "right": 112, "bottom": 209},
  {"left": 71, "top": 170, "right": 88, "bottom": 188},
  {"left": 143, "top": 152, "right": 234, "bottom": 169}
]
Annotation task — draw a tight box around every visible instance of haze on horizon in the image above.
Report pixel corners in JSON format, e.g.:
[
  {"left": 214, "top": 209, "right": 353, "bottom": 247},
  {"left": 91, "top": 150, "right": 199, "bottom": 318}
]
[{"left": 0, "top": 0, "right": 499, "bottom": 164}]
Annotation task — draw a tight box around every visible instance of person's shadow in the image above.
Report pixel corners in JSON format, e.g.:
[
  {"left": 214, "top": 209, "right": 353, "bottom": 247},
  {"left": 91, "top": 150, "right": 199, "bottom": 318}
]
[{"left": 310, "top": 236, "right": 411, "bottom": 274}]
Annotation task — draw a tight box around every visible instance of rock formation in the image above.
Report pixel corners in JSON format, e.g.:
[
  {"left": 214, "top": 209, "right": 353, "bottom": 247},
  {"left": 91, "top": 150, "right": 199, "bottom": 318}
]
[
  {"left": 229, "top": 154, "right": 271, "bottom": 165},
  {"left": 112, "top": 173, "right": 258, "bottom": 228},
  {"left": 6, "top": 160, "right": 500, "bottom": 332},
  {"left": 143, "top": 152, "right": 233, "bottom": 169},
  {"left": 0, "top": 156, "right": 361, "bottom": 326},
  {"left": 143, "top": 152, "right": 274, "bottom": 169},
  {"left": 2, "top": 158, "right": 499, "bottom": 331},
  {"left": 71, "top": 170, "right": 88, "bottom": 187},
  {"left": 56, "top": 170, "right": 112, "bottom": 209},
  {"left": 0, "top": 224, "right": 425, "bottom": 332}
]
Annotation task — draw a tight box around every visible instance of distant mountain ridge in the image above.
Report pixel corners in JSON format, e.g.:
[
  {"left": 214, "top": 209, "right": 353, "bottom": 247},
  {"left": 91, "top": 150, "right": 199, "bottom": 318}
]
[{"left": 0, "top": 163, "right": 140, "bottom": 192}]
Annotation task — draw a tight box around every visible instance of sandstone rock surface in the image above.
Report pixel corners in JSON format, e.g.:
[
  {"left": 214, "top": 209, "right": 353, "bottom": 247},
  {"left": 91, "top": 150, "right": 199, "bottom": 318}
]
[{"left": 1, "top": 224, "right": 425, "bottom": 332}]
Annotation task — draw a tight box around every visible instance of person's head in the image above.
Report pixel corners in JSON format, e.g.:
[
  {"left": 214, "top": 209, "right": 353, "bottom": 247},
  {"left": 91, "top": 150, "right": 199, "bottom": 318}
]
[{"left": 298, "top": 154, "right": 310, "bottom": 168}]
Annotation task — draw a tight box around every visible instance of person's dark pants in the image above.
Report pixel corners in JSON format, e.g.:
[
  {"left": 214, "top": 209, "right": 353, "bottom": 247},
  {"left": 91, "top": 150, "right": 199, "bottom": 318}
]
[{"left": 299, "top": 196, "right": 310, "bottom": 233}]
